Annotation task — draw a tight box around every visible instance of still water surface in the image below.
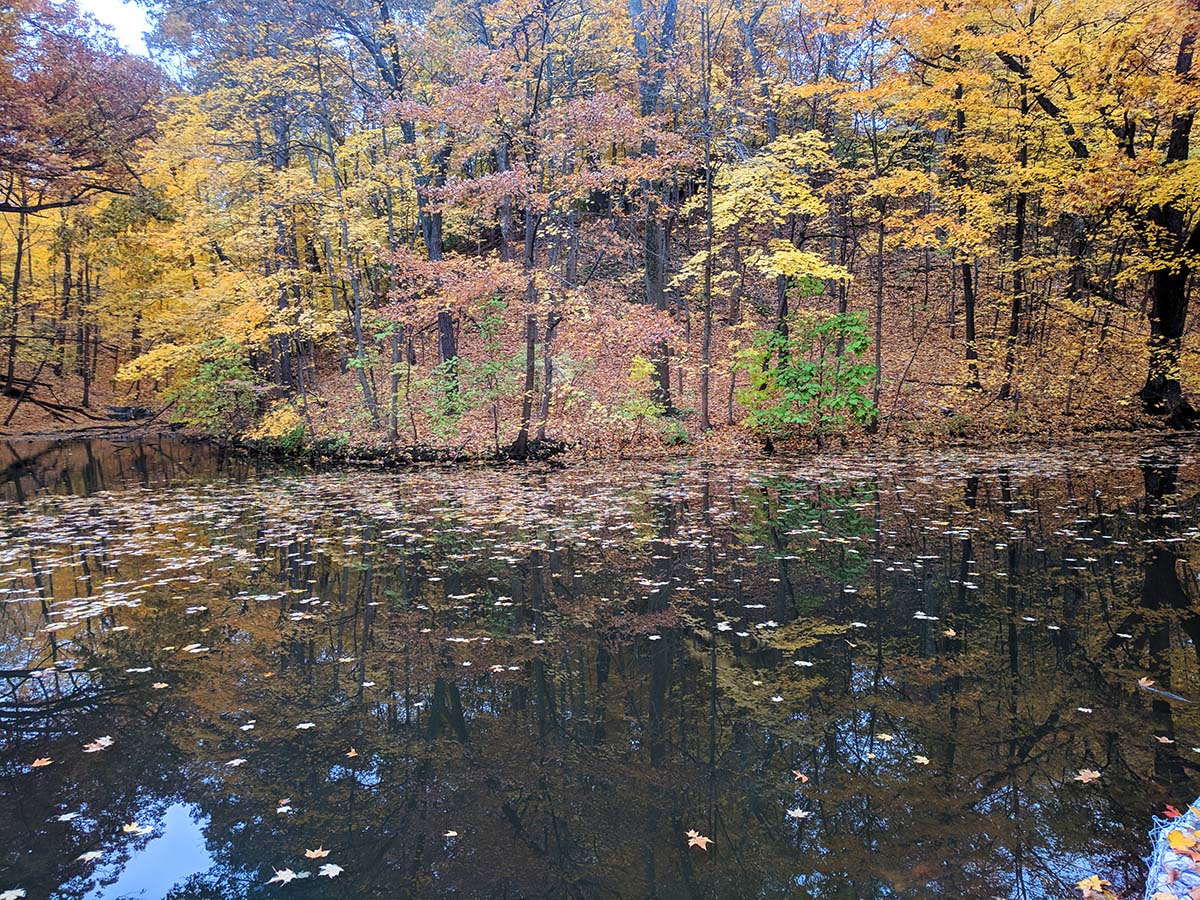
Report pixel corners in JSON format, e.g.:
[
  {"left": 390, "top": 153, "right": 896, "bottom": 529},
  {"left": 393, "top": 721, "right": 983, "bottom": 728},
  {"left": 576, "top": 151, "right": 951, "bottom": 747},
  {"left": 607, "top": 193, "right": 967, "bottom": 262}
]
[{"left": 2, "top": 436, "right": 1199, "bottom": 898}]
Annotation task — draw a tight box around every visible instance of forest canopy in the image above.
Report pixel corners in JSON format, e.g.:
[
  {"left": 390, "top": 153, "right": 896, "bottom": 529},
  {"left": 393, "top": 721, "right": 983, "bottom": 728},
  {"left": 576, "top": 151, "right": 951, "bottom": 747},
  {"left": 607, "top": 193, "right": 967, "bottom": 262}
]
[{"left": 0, "top": 0, "right": 1197, "bottom": 452}]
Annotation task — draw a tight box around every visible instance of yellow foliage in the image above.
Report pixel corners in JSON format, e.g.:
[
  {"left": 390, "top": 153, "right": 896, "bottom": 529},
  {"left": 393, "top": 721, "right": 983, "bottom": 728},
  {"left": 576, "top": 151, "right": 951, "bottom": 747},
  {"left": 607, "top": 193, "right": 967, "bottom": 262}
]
[{"left": 246, "top": 401, "right": 304, "bottom": 441}]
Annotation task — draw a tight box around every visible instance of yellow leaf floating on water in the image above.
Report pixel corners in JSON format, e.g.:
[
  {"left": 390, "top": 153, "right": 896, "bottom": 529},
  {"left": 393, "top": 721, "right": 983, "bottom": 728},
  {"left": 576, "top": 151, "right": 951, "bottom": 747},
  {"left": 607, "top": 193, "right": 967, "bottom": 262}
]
[
  {"left": 1077, "top": 875, "right": 1114, "bottom": 899},
  {"left": 1168, "top": 829, "right": 1198, "bottom": 852}
]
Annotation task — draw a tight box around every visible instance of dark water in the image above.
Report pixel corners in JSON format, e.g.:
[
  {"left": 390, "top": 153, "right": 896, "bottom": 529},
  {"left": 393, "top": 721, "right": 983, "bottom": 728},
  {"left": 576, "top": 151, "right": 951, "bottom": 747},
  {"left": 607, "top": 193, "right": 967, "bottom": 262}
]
[{"left": 2, "top": 436, "right": 1199, "bottom": 899}]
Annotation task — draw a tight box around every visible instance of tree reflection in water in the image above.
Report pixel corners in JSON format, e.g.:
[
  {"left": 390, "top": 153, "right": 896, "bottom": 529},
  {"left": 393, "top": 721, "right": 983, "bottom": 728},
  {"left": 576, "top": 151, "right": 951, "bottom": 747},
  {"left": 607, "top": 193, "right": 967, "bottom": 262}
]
[{"left": 2, "top": 436, "right": 1198, "bottom": 898}]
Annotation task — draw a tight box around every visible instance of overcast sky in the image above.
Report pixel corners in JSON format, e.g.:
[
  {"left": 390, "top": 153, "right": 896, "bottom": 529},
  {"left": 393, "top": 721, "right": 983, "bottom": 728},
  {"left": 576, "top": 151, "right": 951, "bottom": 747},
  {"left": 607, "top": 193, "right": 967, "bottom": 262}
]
[{"left": 77, "top": 0, "right": 151, "bottom": 56}]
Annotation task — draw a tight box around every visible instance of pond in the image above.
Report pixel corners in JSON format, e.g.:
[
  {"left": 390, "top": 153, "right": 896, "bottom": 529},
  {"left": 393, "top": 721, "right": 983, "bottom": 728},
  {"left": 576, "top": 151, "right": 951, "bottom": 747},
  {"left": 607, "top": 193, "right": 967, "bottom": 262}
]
[{"left": 1, "top": 435, "right": 1198, "bottom": 899}]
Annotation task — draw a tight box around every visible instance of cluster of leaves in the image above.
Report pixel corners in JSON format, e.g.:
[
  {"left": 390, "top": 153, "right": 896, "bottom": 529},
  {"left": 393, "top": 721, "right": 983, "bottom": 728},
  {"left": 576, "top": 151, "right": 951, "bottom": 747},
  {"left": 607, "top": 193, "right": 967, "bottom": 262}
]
[{"left": 738, "top": 311, "right": 876, "bottom": 441}]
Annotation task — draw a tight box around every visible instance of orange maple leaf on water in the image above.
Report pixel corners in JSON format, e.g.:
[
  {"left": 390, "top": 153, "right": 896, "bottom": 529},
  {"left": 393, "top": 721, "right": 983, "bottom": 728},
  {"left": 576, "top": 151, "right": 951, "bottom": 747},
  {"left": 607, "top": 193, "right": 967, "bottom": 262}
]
[
  {"left": 305, "top": 848, "right": 330, "bottom": 859},
  {"left": 1074, "top": 768, "right": 1101, "bottom": 784},
  {"left": 30, "top": 757, "right": 52, "bottom": 769},
  {"left": 685, "top": 829, "right": 713, "bottom": 850}
]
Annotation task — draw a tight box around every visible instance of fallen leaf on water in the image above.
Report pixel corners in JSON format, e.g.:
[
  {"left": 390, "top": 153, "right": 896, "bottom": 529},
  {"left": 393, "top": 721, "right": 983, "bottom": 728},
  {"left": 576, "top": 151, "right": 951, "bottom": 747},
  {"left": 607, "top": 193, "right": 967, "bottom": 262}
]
[
  {"left": 266, "top": 868, "right": 297, "bottom": 885},
  {"left": 914, "top": 755, "right": 930, "bottom": 765},
  {"left": 83, "top": 736, "right": 113, "bottom": 753},
  {"left": 1074, "top": 769, "right": 1101, "bottom": 784},
  {"left": 318, "top": 864, "right": 343, "bottom": 878},
  {"left": 786, "top": 807, "right": 811, "bottom": 820},
  {"left": 305, "top": 848, "right": 329, "bottom": 859},
  {"left": 1168, "top": 829, "right": 1198, "bottom": 852},
  {"left": 685, "top": 829, "right": 712, "bottom": 850},
  {"left": 443, "top": 830, "right": 458, "bottom": 838},
  {"left": 30, "top": 758, "right": 52, "bottom": 769},
  {"left": 1166, "top": 804, "right": 1183, "bottom": 819},
  {"left": 151, "top": 683, "right": 169, "bottom": 689},
  {"left": 1139, "top": 677, "right": 1156, "bottom": 688},
  {"left": 791, "top": 770, "right": 808, "bottom": 783},
  {"left": 0, "top": 889, "right": 26, "bottom": 900},
  {"left": 1156, "top": 736, "right": 1176, "bottom": 744},
  {"left": 346, "top": 748, "right": 359, "bottom": 758}
]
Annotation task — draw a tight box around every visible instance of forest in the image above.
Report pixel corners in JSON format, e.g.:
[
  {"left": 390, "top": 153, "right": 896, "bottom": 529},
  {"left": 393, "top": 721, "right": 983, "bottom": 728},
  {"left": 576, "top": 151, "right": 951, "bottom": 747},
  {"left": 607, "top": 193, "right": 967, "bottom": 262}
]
[{"left": 1, "top": 0, "right": 1198, "bottom": 455}]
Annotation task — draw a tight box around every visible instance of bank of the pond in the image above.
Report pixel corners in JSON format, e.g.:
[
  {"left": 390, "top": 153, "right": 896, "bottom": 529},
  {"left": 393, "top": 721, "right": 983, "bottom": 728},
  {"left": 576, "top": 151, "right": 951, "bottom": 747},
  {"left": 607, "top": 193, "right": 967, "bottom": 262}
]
[{"left": 0, "top": 414, "right": 1189, "bottom": 474}]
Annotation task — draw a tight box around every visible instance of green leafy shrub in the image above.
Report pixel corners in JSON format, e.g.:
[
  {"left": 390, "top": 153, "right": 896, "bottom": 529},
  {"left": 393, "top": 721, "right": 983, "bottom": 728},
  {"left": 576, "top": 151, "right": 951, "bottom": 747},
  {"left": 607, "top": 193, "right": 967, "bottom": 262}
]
[
  {"left": 166, "top": 339, "right": 260, "bottom": 438},
  {"left": 736, "top": 311, "right": 875, "bottom": 442}
]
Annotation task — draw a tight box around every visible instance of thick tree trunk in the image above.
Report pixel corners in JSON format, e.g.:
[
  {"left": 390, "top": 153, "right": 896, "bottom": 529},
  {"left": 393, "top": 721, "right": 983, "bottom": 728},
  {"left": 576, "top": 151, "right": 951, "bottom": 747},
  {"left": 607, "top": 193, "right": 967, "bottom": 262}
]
[
  {"left": 1139, "top": 30, "right": 1197, "bottom": 427},
  {"left": 962, "top": 262, "right": 980, "bottom": 389},
  {"left": 510, "top": 311, "right": 538, "bottom": 458},
  {"left": 999, "top": 85, "right": 1028, "bottom": 402},
  {"left": 536, "top": 311, "right": 561, "bottom": 442},
  {"left": 1140, "top": 259, "right": 1196, "bottom": 425},
  {"left": 56, "top": 238, "right": 70, "bottom": 378},
  {"left": 869, "top": 217, "right": 884, "bottom": 432},
  {"left": 644, "top": 204, "right": 674, "bottom": 413},
  {"left": 5, "top": 210, "right": 25, "bottom": 394}
]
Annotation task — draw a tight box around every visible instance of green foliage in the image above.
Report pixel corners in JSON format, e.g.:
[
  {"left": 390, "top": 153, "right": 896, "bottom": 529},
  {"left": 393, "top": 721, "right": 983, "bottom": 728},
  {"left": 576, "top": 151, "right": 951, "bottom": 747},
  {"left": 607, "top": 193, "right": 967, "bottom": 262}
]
[
  {"left": 656, "top": 417, "right": 690, "bottom": 446},
  {"left": 165, "top": 339, "right": 259, "bottom": 438},
  {"left": 617, "top": 355, "right": 667, "bottom": 421},
  {"left": 409, "top": 298, "right": 522, "bottom": 442},
  {"left": 737, "top": 312, "right": 876, "bottom": 441}
]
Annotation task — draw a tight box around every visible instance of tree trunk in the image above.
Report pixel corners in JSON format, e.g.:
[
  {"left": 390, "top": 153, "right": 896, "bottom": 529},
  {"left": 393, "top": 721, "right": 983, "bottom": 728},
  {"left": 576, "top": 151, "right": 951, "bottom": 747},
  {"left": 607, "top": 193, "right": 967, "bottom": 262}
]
[
  {"left": 1139, "top": 30, "right": 1197, "bottom": 426},
  {"left": 999, "top": 80, "right": 1029, "bottom": 400},
  {"left": 510, "top": 311, "right": 538, "bottom": 458},
  {"left": 536, "top": 311, "right": 561, "bottom": 442},
  {"left": 5, "top": 209, "right": 26, "bottom": 394},
  {"left": 962, "top": 261, "right": 980, "bottom": 389},
  {"left": 869, "top": 216, "right": 884, "bottom": 432}
]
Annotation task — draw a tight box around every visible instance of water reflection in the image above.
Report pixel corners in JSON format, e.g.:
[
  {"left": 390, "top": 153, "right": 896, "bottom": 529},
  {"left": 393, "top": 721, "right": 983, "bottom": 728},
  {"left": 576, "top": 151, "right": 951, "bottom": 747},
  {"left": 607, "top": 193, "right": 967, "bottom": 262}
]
[
  {"left": 1, "top": 437, "right": 1198, "bottom": 898},
  {"left": 82, "top": 804, "right": 212, "bottom": 900}
]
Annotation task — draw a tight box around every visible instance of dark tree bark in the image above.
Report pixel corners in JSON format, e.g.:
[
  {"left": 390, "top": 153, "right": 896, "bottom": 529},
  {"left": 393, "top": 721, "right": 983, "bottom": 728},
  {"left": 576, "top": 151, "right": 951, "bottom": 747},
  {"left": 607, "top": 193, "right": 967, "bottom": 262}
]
[
  {"left": 509, "top": 310, "right": 538, "bottom": 459},
  {"left": 1139, "top": 33, "right": 1198, "bottom": 426}
]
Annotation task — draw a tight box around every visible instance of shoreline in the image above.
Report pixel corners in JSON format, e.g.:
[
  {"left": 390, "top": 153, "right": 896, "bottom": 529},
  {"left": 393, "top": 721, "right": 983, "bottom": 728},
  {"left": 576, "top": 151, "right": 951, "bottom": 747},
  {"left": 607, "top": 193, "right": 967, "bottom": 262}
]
[{"left": 0, "top": 418, "right": 1189, "bottom": 472}]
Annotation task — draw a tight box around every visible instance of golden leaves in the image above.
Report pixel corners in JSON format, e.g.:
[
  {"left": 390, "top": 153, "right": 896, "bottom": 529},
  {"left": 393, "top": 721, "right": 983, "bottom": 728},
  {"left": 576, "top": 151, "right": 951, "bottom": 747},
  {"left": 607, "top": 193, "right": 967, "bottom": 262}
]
[{"left": 1167, "top": 829, "right": 1197, "bottom": 852}]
